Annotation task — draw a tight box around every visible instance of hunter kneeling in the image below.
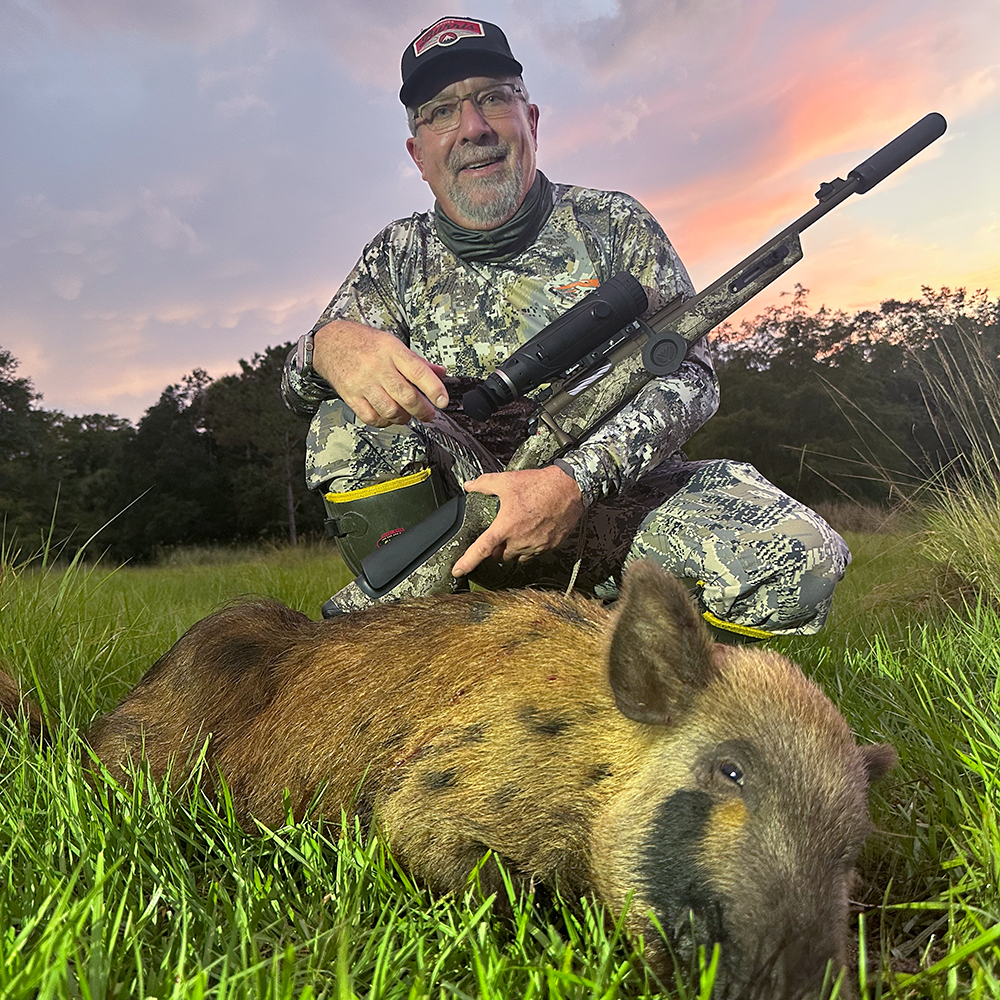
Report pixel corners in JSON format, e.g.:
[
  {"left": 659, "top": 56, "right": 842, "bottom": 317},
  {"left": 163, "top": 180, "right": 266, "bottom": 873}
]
[{"left": 280, "top": 16, "right": 849, "bottom": 636}]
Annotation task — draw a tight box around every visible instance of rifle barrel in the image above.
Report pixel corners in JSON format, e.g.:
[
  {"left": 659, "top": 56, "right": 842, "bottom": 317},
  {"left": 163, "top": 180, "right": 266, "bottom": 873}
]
[
  {"left": 507, "top": 112, "right": 949, "bottom": 470},
  {"left": 849, "top": 112, "right": 947, "bottom": 194},
  {"left": 648, "top": 111, "right": 949, "bottom": 342}
]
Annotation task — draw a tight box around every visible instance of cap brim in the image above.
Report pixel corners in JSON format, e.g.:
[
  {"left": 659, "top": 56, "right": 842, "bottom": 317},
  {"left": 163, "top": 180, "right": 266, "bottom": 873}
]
[{"left": 400, "top": 52, "right": 523, "bottom": 108}]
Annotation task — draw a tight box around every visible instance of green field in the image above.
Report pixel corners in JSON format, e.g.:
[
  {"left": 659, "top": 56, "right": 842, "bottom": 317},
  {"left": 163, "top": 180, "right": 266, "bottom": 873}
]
[{"left": 1, "top": 524, "right": 998, "bottom": 999}]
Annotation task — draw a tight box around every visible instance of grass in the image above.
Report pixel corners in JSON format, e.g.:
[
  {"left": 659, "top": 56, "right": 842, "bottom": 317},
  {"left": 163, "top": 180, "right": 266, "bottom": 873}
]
[
  {"left": 912, "top": 326, "right": 1000, "bottom": 608},
  {"left": 1, "top": 521, "right": 999, "bottom": 998},
  {"left": 781, "top": 598, "right": 1000, "bottom": 997}
]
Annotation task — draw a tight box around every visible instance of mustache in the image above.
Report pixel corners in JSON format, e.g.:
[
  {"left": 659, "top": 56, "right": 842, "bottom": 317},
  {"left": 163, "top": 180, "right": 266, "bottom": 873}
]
[{"left": 447, "top": 142, "right": 511, "bottom": 174}]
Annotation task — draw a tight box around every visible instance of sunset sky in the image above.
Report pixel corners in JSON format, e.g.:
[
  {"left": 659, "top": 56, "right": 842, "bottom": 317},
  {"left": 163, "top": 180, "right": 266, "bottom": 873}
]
[{"left": 2, "top": 0, "right": 998, "bottom": 421}]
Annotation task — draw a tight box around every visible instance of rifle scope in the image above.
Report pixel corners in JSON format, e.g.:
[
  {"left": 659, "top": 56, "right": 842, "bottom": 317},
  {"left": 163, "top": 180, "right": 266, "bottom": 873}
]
[{"left": 461, "top": 272, "right": 648, "bottom": 422}]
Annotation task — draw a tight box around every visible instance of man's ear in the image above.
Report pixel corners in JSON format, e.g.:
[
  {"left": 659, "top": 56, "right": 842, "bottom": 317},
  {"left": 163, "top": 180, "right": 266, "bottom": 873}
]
[
  {"left": 527, "top": 103, "right": 539, "bottom": 147},
  {"left": 406, "top": 136, "right": 426, "bottom": 179}
]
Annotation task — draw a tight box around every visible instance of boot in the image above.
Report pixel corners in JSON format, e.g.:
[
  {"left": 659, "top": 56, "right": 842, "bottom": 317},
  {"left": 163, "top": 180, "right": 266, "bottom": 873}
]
[{"left": 676, "top": 577, "right": 771, "bottom": 643}]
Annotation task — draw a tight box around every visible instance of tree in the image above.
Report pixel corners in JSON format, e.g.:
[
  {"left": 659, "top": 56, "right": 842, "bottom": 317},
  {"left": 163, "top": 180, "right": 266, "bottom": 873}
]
[
  {"left": 200, "top": 344, "right": 322, "bottom": 546},
  {"left": 1, "top": 349, "right": 140, "bottom": 553},
  {"left": 104, "top": 350, "right": 324, "bottom": 560},
  {"left": 105, "top": 371, "right": 235, "bottom": 560},
  {"left": 0, "top": 347, "right": 39, "bottom": 460},
  {"left": 686, "top": 287, "right": 999, "bottom": 505}
]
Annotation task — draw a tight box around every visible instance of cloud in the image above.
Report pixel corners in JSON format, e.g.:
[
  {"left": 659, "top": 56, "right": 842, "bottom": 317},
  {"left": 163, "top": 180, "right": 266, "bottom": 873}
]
[
  {"left": 2, "top": 0, "right": 997, "bottom": 423},
  {"left": 6, "top": 188, "right": 206, "bottom": 306},
  {"left": 541, "top": 0, "right": 998, "bottom": 276},
  {"left": 517, "top": 0, "right": 745, "bottom": 79},
  {"left": 0, "top": 285, "right": 331, "bottom": 418},
  {"left": 12, "top": 0, "right": 457, "bottom": 97},
  {"left": 50, "top": 273, "right": 84, "bottom": 301},
  {"left": 723, "top": 213, "right": 1000, "bottom": 331},
  {"left": 18, "top": 0, "right": 262, "bottom": 46}
]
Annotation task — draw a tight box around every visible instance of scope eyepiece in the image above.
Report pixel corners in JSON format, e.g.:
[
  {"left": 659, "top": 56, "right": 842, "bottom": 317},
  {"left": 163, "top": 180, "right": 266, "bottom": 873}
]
[{"left": 462, "top": 272, "right": 647, "bottom": 422}]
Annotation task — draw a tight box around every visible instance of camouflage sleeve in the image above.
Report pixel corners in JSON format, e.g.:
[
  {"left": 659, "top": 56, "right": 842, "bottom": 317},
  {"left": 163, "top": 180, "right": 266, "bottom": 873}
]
[
  {"left": 279, "top": 223, "right": 416, "bottom": 417},
  {"left": 280, "top": 346, "right": 340, "bottom": 417},
  {"left": 554, "top": 348, "right": 719, "bottom": 506},
  {"left": 553, "top": 193, "right": 719, "bottom": 506}
]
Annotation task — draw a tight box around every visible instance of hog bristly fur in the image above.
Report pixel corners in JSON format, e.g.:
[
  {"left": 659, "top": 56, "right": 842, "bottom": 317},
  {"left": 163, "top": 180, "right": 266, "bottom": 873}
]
[
  {"left": 0, "top": 668, "right": 48, "bottom": 745},
  {"left": 0, "top": 561, "right": 894, "bottom": 999},
  {"left": 596, "top": 638, "right": 894, "bottom": 997}
]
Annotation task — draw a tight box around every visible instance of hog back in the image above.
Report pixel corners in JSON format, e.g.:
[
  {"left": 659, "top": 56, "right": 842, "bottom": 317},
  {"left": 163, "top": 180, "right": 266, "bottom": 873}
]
[{"left": 84, "top": 586, "right": 656, "bottom": 896}]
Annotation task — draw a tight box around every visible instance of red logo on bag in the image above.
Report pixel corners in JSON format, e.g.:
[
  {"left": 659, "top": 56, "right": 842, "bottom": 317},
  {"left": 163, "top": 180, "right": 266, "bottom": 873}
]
[{"left": 413, "top": 19, "right": 484, "bottom": 58}]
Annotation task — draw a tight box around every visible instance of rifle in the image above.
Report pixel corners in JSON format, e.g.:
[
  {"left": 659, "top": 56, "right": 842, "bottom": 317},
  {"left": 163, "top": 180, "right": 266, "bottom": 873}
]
[
  {"left": 324, "top": 112, "right": 947, "bottom": 615},
  {"left": 471, "top": 112, "right": 947, "bottom": 470}
]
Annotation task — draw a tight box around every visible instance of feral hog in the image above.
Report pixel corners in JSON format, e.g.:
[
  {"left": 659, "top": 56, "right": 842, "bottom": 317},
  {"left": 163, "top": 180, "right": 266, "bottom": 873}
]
[{"left": 1, "top": 561, "right": 894, "bottom": 999}]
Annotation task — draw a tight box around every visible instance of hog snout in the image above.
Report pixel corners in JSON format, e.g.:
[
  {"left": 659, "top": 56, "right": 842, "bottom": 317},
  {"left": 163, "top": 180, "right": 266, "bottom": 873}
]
[
  {"left": 633, "top": 785, "right": 851, "bottom": 1000},
  {"left": 712, "top": 906, "right": 853, "bottom": 1000}
]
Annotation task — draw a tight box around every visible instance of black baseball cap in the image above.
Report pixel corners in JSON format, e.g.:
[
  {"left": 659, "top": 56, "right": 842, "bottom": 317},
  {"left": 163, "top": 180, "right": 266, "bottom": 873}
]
[{"left": 400, "top": 17, "right": 522, "bottom": 109}]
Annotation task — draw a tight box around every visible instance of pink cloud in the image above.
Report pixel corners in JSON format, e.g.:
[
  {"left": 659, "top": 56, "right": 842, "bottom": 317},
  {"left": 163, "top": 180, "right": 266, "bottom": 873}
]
[{"left": 596, "top": 2, "right": 997, "bottom": 308}]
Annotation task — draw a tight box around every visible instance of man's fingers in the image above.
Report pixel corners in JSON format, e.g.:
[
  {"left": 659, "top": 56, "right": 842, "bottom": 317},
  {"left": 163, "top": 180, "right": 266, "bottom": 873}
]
[
  {"left": 378, "top": 377, "right": 434, "bottom": 422},
  {"left": 355, "top": 385, "right": 413, "bottom": 426},
  {"left": 397, "top": 352, "right": 449, "bottom": 409},
  {"left": 343, "top": 394, "right": 385, "bottom": 427},
  {"left": 315, "top": 322, "right": 448, "bottom": 427},
  {"left": 452, "top": 529, "right": 502, "bottom": 578},
  {"left": 366, "top": 360, "right": 443, "bottom": 423},
  {"left": 463, "top": 474, "right": 500, "bottom": 494},
  {"left": 351, "top": 369, "right": 438, "bottom": 425},
  {"left": 458, "top": 468, "right": 584, "bottom": 571}
]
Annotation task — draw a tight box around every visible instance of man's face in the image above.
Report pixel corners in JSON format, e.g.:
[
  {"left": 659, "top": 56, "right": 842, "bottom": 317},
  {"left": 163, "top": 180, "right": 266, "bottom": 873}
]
[{"left": 406, "top": 76, "right": 539, "bottom": 230}]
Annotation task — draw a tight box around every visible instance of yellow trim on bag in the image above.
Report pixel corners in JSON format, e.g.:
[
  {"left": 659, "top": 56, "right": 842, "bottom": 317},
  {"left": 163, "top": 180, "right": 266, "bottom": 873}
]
[
  {"left": 700, "top": 609, "right": 774, "bottom": 640},
  {"left": 325, "top": 467, "right": 432, "bottom": 503}
]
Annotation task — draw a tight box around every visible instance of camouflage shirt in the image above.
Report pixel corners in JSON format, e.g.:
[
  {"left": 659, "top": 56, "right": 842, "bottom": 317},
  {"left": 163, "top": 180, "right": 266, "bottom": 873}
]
[{"left": 282, "top": 183, "right": 719, "bottom": 507}]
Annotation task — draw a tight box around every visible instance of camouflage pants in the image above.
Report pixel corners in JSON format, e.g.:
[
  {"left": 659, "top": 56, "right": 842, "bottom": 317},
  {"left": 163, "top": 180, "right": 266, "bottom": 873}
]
[{"left": 307, "top": 399, "right": 850, "bottom": 636}]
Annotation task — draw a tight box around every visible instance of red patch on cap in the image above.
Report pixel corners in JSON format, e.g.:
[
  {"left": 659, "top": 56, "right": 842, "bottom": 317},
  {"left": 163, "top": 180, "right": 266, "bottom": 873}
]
[{"left": 413, "top": 18, "right": 484, "bottom": 58}]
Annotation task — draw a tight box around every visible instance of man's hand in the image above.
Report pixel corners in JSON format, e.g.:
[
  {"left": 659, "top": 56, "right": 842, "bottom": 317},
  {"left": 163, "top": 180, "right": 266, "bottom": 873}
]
[
  {"left": 452, "top": 466, "right": 584, "bottom": 578},
  {"left": 313, "top": 319, "right": 448, "bottom": 426}
]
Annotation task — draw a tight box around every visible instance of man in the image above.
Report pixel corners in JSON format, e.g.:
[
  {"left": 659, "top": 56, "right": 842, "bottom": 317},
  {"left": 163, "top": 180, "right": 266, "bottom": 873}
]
[{"left": 282, "top": 16, "right": 849, "bottom": 637}]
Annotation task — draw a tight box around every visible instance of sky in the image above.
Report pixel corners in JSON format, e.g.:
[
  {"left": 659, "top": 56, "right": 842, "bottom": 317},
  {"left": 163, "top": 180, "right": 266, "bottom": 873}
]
[{"left": 2, "top": 0, "right": 998, "bottom": 422}]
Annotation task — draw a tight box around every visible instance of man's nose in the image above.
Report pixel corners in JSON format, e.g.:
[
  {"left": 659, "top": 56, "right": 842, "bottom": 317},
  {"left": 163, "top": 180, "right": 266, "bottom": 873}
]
[{"left": 456, "top": 99, "right": 496, "bottom": 141}]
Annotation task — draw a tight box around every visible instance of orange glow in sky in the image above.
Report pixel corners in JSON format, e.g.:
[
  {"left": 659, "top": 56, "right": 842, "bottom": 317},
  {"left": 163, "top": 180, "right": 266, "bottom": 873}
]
[{"left": 1, "top": 0, "right": 997, "bottom": 418}]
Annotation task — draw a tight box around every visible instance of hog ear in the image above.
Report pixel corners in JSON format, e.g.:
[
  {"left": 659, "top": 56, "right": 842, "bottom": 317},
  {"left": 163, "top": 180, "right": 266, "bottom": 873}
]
[
  {"left": 608, "top": 561, "right": 718, "bottom": 726},
  {"left": 861, "top": 743, "right": 897, "bottom": 785}
]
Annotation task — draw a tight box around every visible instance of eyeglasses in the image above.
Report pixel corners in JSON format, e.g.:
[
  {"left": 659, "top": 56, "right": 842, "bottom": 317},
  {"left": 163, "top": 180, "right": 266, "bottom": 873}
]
[{"left": 414, "top": 83, "right": 525, "bottom": 134}]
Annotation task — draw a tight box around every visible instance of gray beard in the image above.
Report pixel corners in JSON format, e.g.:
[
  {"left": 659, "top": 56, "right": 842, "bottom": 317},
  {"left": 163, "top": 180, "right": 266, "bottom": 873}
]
[{"left": 445, "top": 156, "right": 524, "bottom": 228}]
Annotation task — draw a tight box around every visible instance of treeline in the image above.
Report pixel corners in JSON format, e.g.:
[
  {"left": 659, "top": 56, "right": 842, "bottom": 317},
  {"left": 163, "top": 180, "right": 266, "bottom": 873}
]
[
  {"left": 684, "top": 285, "right": 999, "bottom": 502},
  {"left": 1, "top": 286, "right": 997, "bottom": 561},
  {"left": 0, "top": 344, "right": 324, "bottom": 561}
]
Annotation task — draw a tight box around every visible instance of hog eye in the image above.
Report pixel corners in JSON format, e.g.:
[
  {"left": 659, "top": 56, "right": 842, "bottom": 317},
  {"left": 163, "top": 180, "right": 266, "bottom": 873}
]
[{"left": 720, "top": 761, "right": 744, "bottom": 786}]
